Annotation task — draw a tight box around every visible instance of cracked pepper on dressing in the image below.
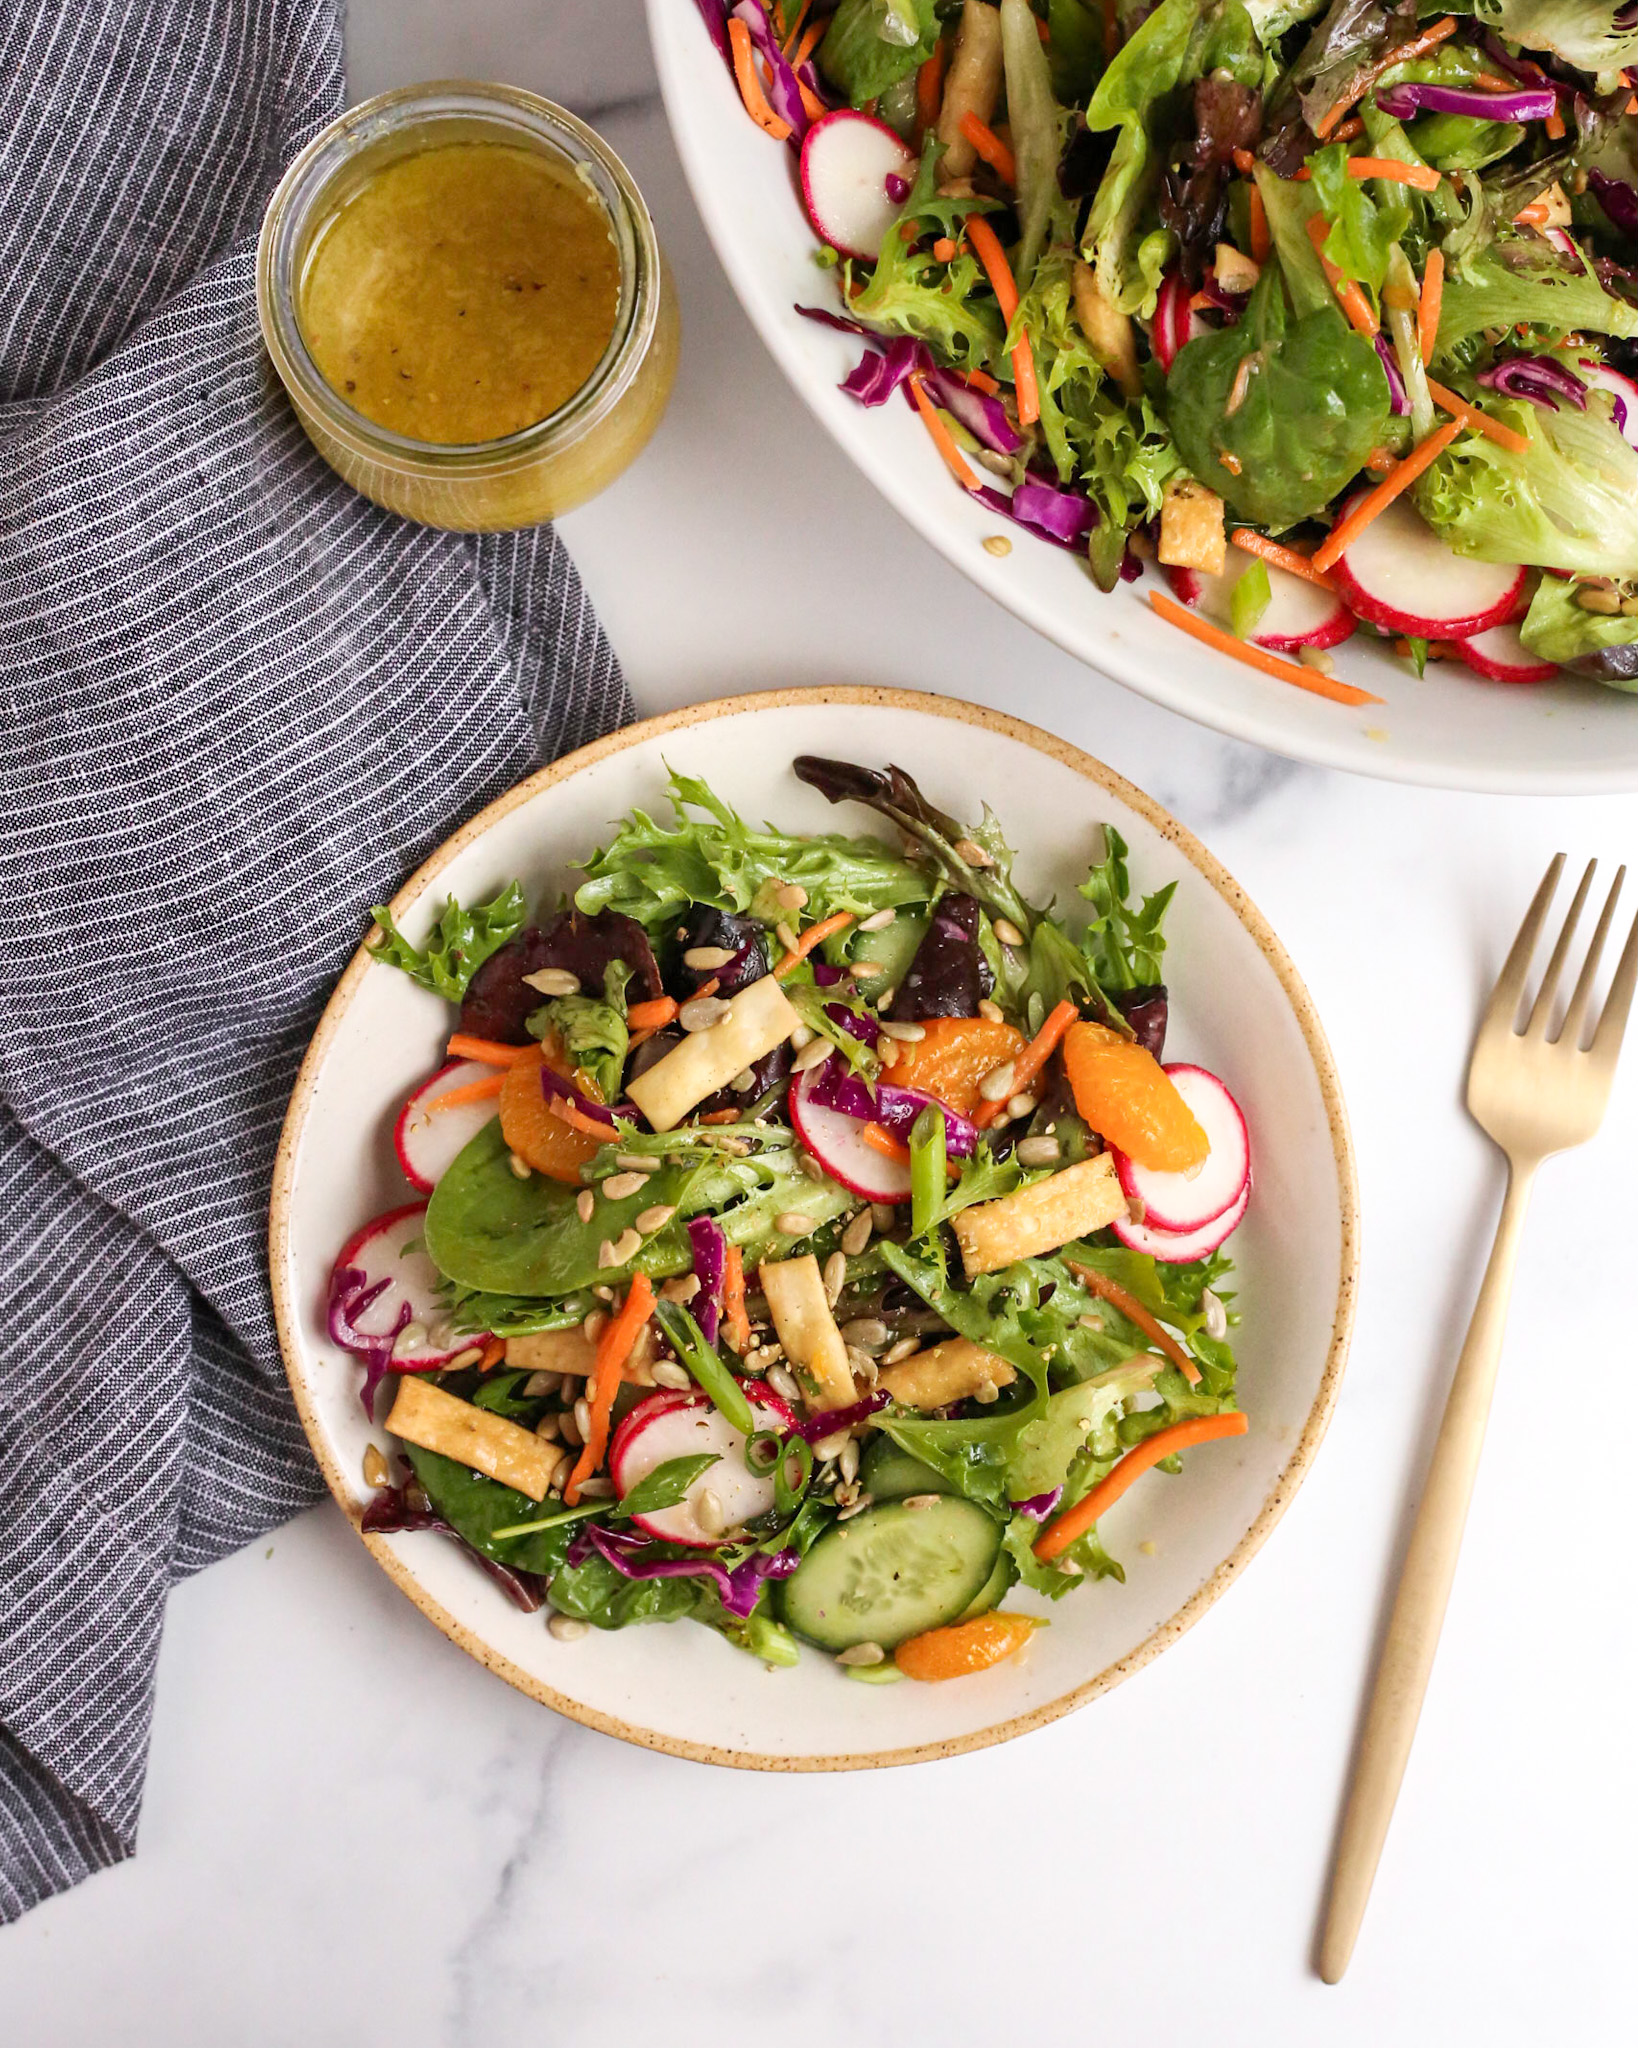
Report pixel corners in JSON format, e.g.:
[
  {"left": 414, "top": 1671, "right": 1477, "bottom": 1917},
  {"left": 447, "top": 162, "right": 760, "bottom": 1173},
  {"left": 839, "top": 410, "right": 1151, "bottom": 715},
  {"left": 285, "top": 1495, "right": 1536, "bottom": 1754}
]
[{"left": 297, "top": 141, "right": 621, "bottom": 445}]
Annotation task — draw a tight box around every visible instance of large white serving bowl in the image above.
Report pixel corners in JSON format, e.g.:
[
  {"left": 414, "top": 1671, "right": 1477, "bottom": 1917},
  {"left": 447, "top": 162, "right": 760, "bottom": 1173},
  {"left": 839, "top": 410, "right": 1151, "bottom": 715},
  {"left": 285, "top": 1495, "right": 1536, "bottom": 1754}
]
[
  {"left": 271, "top": 688, "right": 1357, "bottom": 1768},
  {"left": 647, "top": 1, "right": 1638, "bottom": 793}
]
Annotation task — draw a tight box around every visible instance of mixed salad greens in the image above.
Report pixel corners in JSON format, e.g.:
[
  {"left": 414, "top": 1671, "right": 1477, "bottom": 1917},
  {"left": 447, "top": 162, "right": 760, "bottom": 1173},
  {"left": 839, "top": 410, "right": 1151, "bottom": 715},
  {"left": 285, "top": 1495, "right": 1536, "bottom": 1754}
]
[
  {"left": 696, "top": 0, "right": 1638, "bottom": 700},
  {"left": 332, "top": 760, "right": 1254, "bottom": 1683}
]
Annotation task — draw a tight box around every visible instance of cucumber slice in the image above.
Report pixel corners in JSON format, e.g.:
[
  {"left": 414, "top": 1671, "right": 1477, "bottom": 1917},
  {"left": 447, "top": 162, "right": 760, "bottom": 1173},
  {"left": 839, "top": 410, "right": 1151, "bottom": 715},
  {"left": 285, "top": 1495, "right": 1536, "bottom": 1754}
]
[
  {"left": 779, "top": 1498, "right": 1001, "bottom": 1651},
  {"left": 860, "top": 1437, "right": 954, "bottom": 1501},
  {"left": 957, "top": 1547, "right": 1014, "bottom": 1622},
  {"left": 842, "top": 911, "right": 927, "bottom": 988}
]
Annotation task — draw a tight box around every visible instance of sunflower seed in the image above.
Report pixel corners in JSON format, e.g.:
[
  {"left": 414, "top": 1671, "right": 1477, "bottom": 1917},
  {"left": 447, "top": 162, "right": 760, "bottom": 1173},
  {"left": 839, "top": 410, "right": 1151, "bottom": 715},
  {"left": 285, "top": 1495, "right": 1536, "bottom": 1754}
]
[
  {"left": 1125, "top": 1196, "right": 1147, "bottom": 1226},
  {"left": 1201, "top": 1287, "right": 1228, "bottom": 1342},
  {"left": 651, "top": 1359, "right": 691, "bottom": 1390},
  {"left": 694, "top": 1487, "right": 727, "bottom": 1536},
  {"left": 837, "top": 1495, "right": 873, "bottom": 1521},
  {"left": 678, "top": 995, "right": 731, "bottom": 1032},
  {"left": 775, "top": 920, "right": 800, "bottom": 956},
  {"left": 635, "top": 1205, "right": 677, "bottom": 1234},
  {"left": 1007, "top": 1093, "right": 1038, "bottom": 1120},
  {"left": 1015, "top": 1135, "right": 1061, "bottom": 1167},
  {"left": 978, "top": 1061, "right": 1017, "bottom": 1103},
  {"left": 882, "top": 1336, "right": 920, "bottom": 1365},
  {"left": 840, "top": 1316, "right": 889, "bottom": 1350},
  {"left": 792, "top": 1035, "right": 832, "bottom": 1073},
  {"left": 797, "top": 1152, "right": 827, "bottom": 1180},
  {"left": 1577, "top": 583, "right": 1623, "bottom": 613},
  {"left": 858, "top": 907, "right": 898, "bottom": 931},
  {"left": 596, "top": 1239, "right": 619, "bottom": 1269},
  {"left": 557, "top": 1408, "right": 583, "bottom": 1447},
  {"left": 1077, "top": 1312, "right": 1105, "bottom": 1333},
  {"left": 775, "top": 1211, "right": 814, "bottom": 1237},
  {"left": 849, "top": 961, "right": 886, "bottom": 979},
  {"left": 1056, "top": 1557, "right": 1084, "bottom": 1577},
  {"left": 838, "top": 1438, "right": 860, "bottom": 1484},
  {"left": 845, "top": 1345, "right": 877, "bottom": 1380},
  {"left": 978, "top": 999, "right": 1005, "bottom": 1023},
  {"left": 362, "top": 1444, "right": 389, "bottom": 1489},
  {"left": 523, "top": 1369, "right": 561, "bottom": 1398},
  {"left": 841, "top": 1209, "right": 874, "bottom": 1256},
  {"left": 993, "top": 917, "right": 1025, "bottom": 948},
  {"left": 812, "top": 1431, "right": 850, "bottom": 1461},
  {"left": 973, "top": 1380, "right": 1001, "bottom": 1404},
  {"left": 683, "top": 945, "right": 738, "bottom": 970},
  {"left": 548, "top": 1612, "right": 590, "bottom": 1641},
  {"left": 775, "top": 882, "right": 808, "bottom": 911},
  {"left": 575, "top": 1188, "right": 596, "bottom": 1223},
  {"left": 582, "top": 1308, "right": 609, "bottom": 1345},
  {"left": 902, "top": 1492, "right": 942, "bottom": 1510},
  {"left": 871, "top": 1202, "right": 898, "bottom": 1232},
  {"left": 836, "top": 1641, "right": 885, "bottom": 1665},
  {"left": 878, "top": 1018, "right": 924, "bottom": 1041},
  {"left": 877, "top": 987, "right": 897, "bottom": 1009},
  {"left": 954, "top": 837, "right": 993, "bottom": 867},
  {"left": 578, "top": 1475, "right": 615, "bottom": 1498},
  {"left": 573, "top": 1396, "right": 592, "bottom": 1439},
  {"left": 661, "top": 1273, "right": 701, "bottom": 1302},
  {"left": 822, "top": 1251, "right": 847, "bottom": 1304},
  {"left": 832, "top": 1479, "right": 861, "bottom": 1508},
  {"left": 601, "top": 1171, "right": 648, "bottom": 1201},
  {"left": 447, "top": 1346, "right": 486, "bottom": 1372},
  {"left": 508, "top": 1151, "right": 532, "bottom": 1179},
  {"left": 523, "top": 967, "right": 581, "bottom": 997},
  {"left": 391, "top": 1322, "right": 427, "bottom": 1359},
  {"left": 534, "top": 1414, "right": 562, "bottom": 1441},
  {"left": 766, "top": 1363, "right": 801, "bottom": 1403},
  {"left": 790, "top": 1022, "right": 814, "bottom": 1050},
  {"left": 982, "top": 533, "right": 1012, "bottom": 556}
]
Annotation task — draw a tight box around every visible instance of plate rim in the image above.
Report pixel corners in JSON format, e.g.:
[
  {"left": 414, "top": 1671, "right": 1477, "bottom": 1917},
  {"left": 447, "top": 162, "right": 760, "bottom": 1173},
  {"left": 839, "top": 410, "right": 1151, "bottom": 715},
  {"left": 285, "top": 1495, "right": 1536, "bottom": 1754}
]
[
  {"left": 269, "top": 684, "right": 1360, "bottom": 1770},
  {"left": 643, "top": 0, "right": 1638, "bottom": 797}
]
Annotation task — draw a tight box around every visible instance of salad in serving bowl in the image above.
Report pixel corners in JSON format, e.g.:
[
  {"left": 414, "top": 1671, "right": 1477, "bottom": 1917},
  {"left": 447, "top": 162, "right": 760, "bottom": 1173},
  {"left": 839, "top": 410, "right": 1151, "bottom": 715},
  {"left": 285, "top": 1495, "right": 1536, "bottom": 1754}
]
[
  {"left": 660, "top": 0, "right": 1638, "bottom": 777},
  {"left": 325, "top": 753, "right": 1255, "bottom": 1685}
]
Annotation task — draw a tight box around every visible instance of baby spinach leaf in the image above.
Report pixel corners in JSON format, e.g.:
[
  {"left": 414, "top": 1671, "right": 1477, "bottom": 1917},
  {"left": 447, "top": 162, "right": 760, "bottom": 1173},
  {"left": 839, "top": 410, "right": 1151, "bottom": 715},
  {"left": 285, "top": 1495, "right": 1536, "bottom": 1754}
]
[
  {"left": 1164, "top": 264, "right": 1391, "bottom": 526},
  {"left": 369, "top": 882, "right": 527, "bottom": 1002},
  {"left": 404, "top": 1446, "right": 580, "bottom": 1577},
  {"left": 614, "top": 1453, "right": 721, "bottom": 1519},
  {"left": 818, "top": 0, "right": 938, "bottom": 106}
]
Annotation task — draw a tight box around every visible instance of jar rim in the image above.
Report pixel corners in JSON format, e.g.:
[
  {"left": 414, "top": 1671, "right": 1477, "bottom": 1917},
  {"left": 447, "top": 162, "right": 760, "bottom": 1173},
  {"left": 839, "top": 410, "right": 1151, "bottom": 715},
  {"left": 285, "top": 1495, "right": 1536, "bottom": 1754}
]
[{"left": 256, "top": 81, "right": 660, "bottom": 473}]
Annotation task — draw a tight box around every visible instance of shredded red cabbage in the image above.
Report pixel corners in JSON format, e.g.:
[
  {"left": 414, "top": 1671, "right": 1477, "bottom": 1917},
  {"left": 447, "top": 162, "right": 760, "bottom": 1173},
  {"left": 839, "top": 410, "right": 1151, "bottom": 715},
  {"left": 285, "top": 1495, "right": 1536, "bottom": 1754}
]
[
  {"left": 730, "top": 0, "right": 811, "bottom": 140},
  {"left": 1589, "top": 169, "right": 1638, "bottom": 240},
  {"left": 1477, "top": 354, "right": 1586, "bottom": 410},
  {"left": 538, "top": 1060, "right": 618, "bottom": 1127},
  {"left": 795, "top": 302, "right": 875, "bottom": 338},
  {"left": 580, "top": 1523, "right": 799, "bottom": 1618},
  {"left": 793, "top": 1391, "right": 890, "bottom": 1442},
  {"left": 826, "top": 1000, "right": 879, "bottom": 1043},
  {"left": 362, "top": 1486, "right": 548, "bottom": 1611},
  {"left": 693, "top": 0, "right": 730, "bottom": 58},
  {"left": 924, "top": 367, "right": 1024, "bottom": 455},
  {"left": 686, "top": 1214, "right": 727, "bottom": 1345},
  {"left": 812, "top": 960, "right": 848, "bottom": 987},
  {"left": 1374, "top": 333, "right": 1409, "bottom": 414},
  {"left": 327, "top": 1264, "right": 407, "bottom": 1357},
  {"left": 971, "top": 479, "right": 1098, "bottom": 552},
  {"left": 807, "top": 1054, "right": 979, "bottom": 1155},
  {"left": 841, "top": 334, "right": 925, "bottom": 407},
  {"left": 1374, "top": 81, "right": 1556, "bottom": 122},
  {"left": 1011, "top": 1487, "right": 1063, "bottom": 1519}
]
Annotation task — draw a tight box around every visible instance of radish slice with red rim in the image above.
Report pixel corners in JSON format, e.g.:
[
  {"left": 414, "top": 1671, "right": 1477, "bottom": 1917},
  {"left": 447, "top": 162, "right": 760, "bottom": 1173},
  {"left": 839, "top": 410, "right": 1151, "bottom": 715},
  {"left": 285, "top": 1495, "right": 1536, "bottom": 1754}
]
[
  {"left": 1577, "top": 358, "right": 1638, "bottom": 450},
  {"left": 1165, "top": 557, "right": 1354, "bottom": 653},
  {"left": 1111, "top": 1178, "right": 1250, "bottom": 1262},
  {"left": 1326, "top": 493, "right": 1524, "bottom": 638},
  {"left": 800, "top": 111, "right": 917, "bottom": 263},
  {"left": 609, "top": 1388, "right": 797, "bottom": 1547},
  {"left": 1454, "top": 621, "right": 1558, "bottom": 684},
  {"left": 789, "top": 1062, "right": 912, "bottom": 1201},
  {"left": 1112, "top": 1065, "right": 1250, "bottom": 1232},
  {"left": 394, "top": 1059, "right": 502, "bottom": 1193},
  {"left": 328, "top": 1201, "right": 484, "bottom": 1375}
]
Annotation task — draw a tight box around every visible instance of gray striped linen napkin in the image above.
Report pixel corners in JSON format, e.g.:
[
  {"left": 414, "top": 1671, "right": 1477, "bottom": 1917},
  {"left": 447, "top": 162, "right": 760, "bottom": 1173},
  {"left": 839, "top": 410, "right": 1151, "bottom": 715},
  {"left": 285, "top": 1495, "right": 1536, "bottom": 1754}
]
[{"left": 0, "top": 1, "right": 631, "bottom": 1921}]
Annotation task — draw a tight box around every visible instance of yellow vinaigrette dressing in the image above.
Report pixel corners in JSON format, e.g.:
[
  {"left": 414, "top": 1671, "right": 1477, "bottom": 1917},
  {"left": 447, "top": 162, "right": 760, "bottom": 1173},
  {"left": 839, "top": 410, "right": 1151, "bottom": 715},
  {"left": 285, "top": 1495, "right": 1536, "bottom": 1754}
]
[{"left": 298, "top": 142, "right": 621, "bottom": 445}]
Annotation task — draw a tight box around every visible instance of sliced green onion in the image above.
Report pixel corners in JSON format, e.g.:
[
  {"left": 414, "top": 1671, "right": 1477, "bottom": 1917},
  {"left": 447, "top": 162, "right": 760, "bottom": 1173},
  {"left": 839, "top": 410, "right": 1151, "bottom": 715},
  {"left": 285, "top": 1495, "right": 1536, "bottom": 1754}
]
[
  {"left": 909, "top": 1103, "right": 947, "bottom": 1240},
  {"left": 653, "top": 1299, "right": 756, "bottom": 1436},
  {"left": 774, "top": 1434, "right": 813, "bottom": 1515},
  {"left": 745, "top": 1430, "right": 782, "bottom": 1475}
]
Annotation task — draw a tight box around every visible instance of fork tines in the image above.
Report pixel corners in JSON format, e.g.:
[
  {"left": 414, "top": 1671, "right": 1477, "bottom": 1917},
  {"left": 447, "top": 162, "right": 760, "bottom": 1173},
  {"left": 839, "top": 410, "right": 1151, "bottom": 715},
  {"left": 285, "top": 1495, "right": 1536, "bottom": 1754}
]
[{"left": 1491, "top": 854, "right": 1638, "bottom": 1058}]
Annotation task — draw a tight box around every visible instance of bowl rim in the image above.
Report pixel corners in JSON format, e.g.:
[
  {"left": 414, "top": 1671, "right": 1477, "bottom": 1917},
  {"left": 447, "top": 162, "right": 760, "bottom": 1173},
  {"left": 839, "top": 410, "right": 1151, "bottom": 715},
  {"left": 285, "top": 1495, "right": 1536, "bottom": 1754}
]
[
  {"left": 269, "top": 685, "right": 1360, "bottom": 1770},
  {"left": 643, "top": 0, "right": 1638, "bottom": 797}
]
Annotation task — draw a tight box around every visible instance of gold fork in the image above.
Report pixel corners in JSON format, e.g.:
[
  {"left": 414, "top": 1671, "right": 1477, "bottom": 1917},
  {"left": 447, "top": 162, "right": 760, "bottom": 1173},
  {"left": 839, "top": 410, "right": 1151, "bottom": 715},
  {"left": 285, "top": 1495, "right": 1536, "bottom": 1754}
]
[{"left": 1319, "top": 853, "right": 1638, "bottom": 1984}]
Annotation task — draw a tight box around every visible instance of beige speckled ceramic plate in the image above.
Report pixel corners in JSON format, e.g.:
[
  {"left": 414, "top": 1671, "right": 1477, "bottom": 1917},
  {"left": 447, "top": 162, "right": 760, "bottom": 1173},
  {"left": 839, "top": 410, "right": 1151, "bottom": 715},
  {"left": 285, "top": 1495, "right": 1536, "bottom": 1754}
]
[{"left": 270, "top": 688, "right": 1357, "bottom": 1768}]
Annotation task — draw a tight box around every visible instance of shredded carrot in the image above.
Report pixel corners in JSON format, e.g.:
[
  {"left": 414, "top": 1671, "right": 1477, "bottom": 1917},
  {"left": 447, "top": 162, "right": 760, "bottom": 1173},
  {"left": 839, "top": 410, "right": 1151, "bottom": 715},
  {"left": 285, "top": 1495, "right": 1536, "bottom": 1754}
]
[
  {"left": 1513, "top": 198, "right": 1550, "bottom": 228},
  {"left": 1545, "top": 105, "right": 1565, "bottom": 140},
  {"left": 916, "top": 45, "right": 944, "bottom": 141},
  {"left": 446, "top": 1033, "right": 533, "bottom": 1067},
  {"left": 793, "top": 17, "right": 823, "bottom": 67},
  {"left": 1313, "top": 15, "right": 1457, "bottom": 138},
  {"left": 971, "top": 999, "right": 1078, "bottom": 1130},
  {"left": 1393, "top": 637, "right": 1455, "bottom": 659},
  {"left": 772, "top": 909, "right": 855, "bottom": 978},
  {"left": 1470, "top": 70, "right": 1516, "bottom": 91},
  {"left": 797, "top": 75, "right": 827, "bottom": 120},
  {"left": 478, "top": 1338, "right": 506, "bottom": 1371},
  {"left": 1312, "top": 417, "right": 1462, "bottom": 574},
  {"left": 1426, "top": 379, "right": 1531, "bottom": 455},
  {"left": 862, "top": 1122, "right": 913, "bottom": 1164},
  {"left": 1248, "top": 183, "right": 1271, "bottom": 263},
  {"left": 1148, "top": 591, "right": 1385, "bottom": 706},
  {"left": 1365, "top": 445, "right": 1395, "bottom": 473},
  {"left": 423, "top": 1072, "right": 506, "bottom": 1114},
  {"left": 907, "top": 371, "right": 982, "bottom": 490},
  {"left": 729, "top": 17, "right": 792, "bottom": 141},
  {"left": 546, "top": 1093, "right": 619, "bottom": 1142},
  {"left": 1627, "top": 93, "right": 1638, "bottom": 115},
  {"left": 1348, "top": 156, "right": 1441, "bottom": 192},
  {"left": 933, "top": 235, "right": 958, "bottom": 262},
  {"left": 722, "top": 1244, "right": 750, "bottom": 1354},
  {"left": 962, "top": 366, "right": 1000, "bottom": 396},
  {"left": 964, "top": 215, "right": 1040, "bottom": 427},
  {"left": 1306, "top": 214, "right": 1378, "bottom": 335},
  {"left": 627, "top": 995, "right": 678, "bottom": 1033},
  {"left": 1065, "top": 1261, "right": 1201, "bottom": 1386},
  {"left": 1231, "top": 145, "right": 1256, "bottom": 173},
  {"left": 1033, "top": 1411, "right": 1249, "bottom": 1560},
  {"left": 959, "top": 111, "right": 1017, "bottom": 184},
  {"left": 564, "top": 1273, "right": 656, "bottom": 1504},
  {"left": 1330, "top": 116, "right": 1364, "bottom": 143},
  {"left": 780, "top": 0, "right": 811, "bottom": 55},
  {"left": 1230, "top": 529, "right": 1337, "bottom": 591},
  {"left": 698, "top": 1108, "right": 742, "bottom": 1124}
]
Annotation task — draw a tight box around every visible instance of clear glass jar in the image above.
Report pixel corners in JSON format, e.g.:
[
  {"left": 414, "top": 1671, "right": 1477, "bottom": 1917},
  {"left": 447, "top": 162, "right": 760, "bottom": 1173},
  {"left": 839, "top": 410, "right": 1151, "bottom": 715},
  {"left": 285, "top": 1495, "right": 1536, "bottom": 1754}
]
[{"left": 257, "top": 82, "right": 678, "bottom": 531}]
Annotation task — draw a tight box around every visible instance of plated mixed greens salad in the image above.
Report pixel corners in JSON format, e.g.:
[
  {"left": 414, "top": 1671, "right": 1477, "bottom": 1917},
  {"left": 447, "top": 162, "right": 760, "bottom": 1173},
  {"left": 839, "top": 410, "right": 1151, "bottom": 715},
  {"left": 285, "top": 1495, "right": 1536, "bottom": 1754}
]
[
  {"left": 331, "top": 759, "right": 1253, "bottom": 1684},
  {"left": 695, "top": 0, "right": 1638, "bottom": 702}
]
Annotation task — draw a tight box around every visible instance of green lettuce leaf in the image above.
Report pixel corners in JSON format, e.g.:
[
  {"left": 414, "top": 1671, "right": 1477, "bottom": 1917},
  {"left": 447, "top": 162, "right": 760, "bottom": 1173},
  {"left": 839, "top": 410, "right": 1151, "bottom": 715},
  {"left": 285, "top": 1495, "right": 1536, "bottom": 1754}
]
[
  {"left": 1082, "top": 0, "right": 1199, "bottom": 316},
  {"left": 819, "top": 0, "right": 939, "bottom": 106},
  {"left": 531, "top": 959, "right": 630, "bottom": 1106},
  {"left": 1077, "top": 824, "right": 1175, "bottom": 989},
  {"left": 368, "top": 881, "right": 526, "bottom": 1002},
  {"left": 1472, "top": 0, "right": 1638, "bottom": 88},
  {"left": 1518, "top": 573, "right": 1638, "bottom": 687},
  {"left": 1004, "top": 1358, "right": 1162, "bottom": 1500},
  {"left": 1434, "top": 242, "right": 1638, "bottom": 360},
  {"left": 1308, "top": 140, "right": 1409, "bottom": 290},
  {"left": 847, "top": 143, "right": 1006, "bottom": 368}
]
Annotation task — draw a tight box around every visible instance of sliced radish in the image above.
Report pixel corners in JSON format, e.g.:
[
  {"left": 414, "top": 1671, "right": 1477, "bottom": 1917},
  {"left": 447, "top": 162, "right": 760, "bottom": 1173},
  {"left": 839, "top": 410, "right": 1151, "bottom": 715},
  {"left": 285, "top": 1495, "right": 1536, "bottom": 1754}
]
[
  {"left": 394, "top": 1060, "right": 501, "bottom": 1193},
  {"left": 327, "top": 1200, "right": 482, "bottom": 1367},
  {"left": 609, "top": 1388, "right": 797, "bottom": 1547},
  {"left": 1113, "top": 1065, "right": 1249, "bottom": 1233},
  {"left": 789, "top": 1063, "right": 911, "bottom": 1202},
  {"left": 1578, "top": 358, "right": 1638, "bottom": 450},
  {"left": 799, "top": 110, "right": 917, "bottom": 262},
  {"left": 1112, "top": 1177, "right": 1250, "bottom": 1263},
  {"left": 1327, "top": 493, "right": 1524, "bottom": 638},
  {"left": 1454, "top": 621, "right": 1559, "bottom": 684},
  {"left": 1166, "top": 556, "right": 1354, "bottom": 653}
]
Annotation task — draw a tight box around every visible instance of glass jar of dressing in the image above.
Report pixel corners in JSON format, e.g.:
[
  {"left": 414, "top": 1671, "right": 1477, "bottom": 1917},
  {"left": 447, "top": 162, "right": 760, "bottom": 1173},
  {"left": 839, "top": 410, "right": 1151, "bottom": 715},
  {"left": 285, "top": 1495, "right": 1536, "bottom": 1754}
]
[{"left": 257, "top": 82, "right": 678, "bottom": 530}]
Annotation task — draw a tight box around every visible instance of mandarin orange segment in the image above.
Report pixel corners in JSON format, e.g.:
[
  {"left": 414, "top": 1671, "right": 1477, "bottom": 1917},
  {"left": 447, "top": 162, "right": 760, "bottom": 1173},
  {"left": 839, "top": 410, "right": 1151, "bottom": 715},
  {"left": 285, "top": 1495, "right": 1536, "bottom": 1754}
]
[
  {"left": 894, "top": 1611, "right": 1036, "bottom": 1682},
  {"left": 887, "top": 1016, "right": 1027, "bottom": 1118},
  {"left": 497, "top": 1040, "right": 604, "bottom": 1183},
  {"left": 1061, "top": 1021, "right": 1208, "bottom": 1172}
]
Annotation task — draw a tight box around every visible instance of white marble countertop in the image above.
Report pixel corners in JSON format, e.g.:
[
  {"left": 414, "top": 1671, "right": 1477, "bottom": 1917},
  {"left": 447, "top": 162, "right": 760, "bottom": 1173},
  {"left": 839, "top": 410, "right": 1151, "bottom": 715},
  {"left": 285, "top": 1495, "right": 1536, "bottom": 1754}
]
[{"left": 4, "top": 3, "right": 1634, "bottom": 2039}]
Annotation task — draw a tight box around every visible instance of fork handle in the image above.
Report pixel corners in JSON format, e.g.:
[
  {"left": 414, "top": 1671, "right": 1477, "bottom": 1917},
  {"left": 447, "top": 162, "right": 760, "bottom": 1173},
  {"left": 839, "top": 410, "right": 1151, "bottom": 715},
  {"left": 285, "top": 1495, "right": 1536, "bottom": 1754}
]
[{"left": 1319, "top": 1158, "right": 1538, "bottom": 1984}]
